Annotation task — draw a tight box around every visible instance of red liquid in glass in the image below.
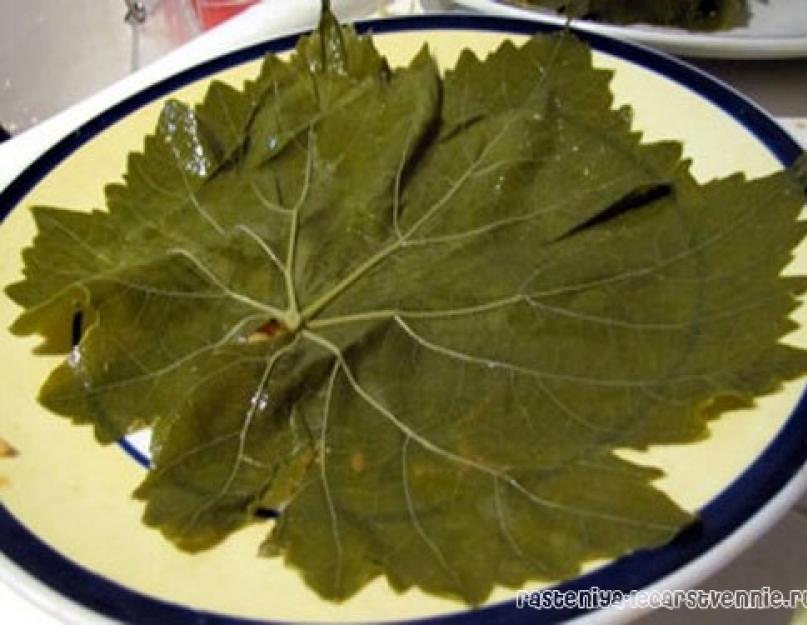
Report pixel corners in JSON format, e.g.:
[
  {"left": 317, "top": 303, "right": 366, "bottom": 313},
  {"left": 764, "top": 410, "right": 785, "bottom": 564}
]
[{"left": 193, "top": 0, "right": 259, "bottom": 29}]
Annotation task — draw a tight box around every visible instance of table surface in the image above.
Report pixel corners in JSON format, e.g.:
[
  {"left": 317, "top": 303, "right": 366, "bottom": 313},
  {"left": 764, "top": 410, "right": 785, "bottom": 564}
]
[{"left": 0, "top": 1, "right": 806, "bottom": 623}]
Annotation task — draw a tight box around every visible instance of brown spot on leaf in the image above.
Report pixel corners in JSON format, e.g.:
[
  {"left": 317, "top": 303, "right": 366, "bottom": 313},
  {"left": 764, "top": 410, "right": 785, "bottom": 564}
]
[
  {"left": 461, "top": 395, "right": 492, "bottom": 424},
  {"left": 258, "top": 319, "right": 285, "bottom": 337},
  {"left": 350, "top": 451, "right": 366, "bottom": 474},
  {"left": 247, "top": 319, "right": 286, "bottom": 343}
]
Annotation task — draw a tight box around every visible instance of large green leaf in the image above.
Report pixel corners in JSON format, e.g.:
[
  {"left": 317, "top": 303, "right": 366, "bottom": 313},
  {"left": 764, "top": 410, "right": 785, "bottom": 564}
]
[{"left": 6, "top": 10, "right": 807, "bottom": 605}]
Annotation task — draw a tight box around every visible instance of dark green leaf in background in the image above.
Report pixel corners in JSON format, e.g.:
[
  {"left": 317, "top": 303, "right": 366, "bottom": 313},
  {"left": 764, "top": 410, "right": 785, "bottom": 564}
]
[
  {"left": 517, "top": 0, "right": 751, "bottom": 31},
  {"left": 6, "top": 8, "right": 807, "bottom": 605}
]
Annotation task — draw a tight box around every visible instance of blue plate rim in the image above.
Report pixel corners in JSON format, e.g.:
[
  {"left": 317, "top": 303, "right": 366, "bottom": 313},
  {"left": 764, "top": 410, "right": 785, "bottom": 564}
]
[{"left": 0, "top": 13, "right": 805, "bottom": 625}]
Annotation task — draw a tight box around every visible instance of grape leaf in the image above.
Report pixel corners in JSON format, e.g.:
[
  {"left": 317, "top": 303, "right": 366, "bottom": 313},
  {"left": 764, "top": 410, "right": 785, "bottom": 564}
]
[
  {"left": 6, "top": 8, "right": 807, "bottom": 606},
  {"left": 517, "top": 0, "right": 751, "bottom": 30}
]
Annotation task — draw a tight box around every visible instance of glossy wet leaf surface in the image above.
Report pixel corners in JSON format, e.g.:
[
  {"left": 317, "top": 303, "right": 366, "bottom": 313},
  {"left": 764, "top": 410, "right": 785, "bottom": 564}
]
[{"left": 6, "top": 10, "right": 807, "bottom": 605}]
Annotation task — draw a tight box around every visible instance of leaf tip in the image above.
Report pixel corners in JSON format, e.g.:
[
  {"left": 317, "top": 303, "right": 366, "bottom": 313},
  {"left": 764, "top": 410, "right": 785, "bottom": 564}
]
[{"left": 791, "top": 152, "right": 807, "bottom": 189}]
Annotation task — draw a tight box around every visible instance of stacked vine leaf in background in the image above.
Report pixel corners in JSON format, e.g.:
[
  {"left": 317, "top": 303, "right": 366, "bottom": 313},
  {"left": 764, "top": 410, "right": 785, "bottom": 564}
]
[{"left": 516, "top": 0, "right": 751, "bottom": 30}]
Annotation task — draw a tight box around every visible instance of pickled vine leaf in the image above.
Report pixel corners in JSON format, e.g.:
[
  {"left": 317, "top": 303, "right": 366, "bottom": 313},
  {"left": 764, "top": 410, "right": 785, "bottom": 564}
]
[
  {"left": 517, "top": 0, "right": 751, "bottom": 30},
  {"left": 6, "top": 9, "right": 807, "bottom": 605}
]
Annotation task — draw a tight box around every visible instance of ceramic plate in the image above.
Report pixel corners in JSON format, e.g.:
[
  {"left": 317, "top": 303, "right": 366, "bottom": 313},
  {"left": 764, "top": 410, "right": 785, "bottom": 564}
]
[
  {"left": 452, "top": 0, "right": 807, "bottom": 58},
  {"left": 1, "top": 14, "right": 806, "bottom": 625}
]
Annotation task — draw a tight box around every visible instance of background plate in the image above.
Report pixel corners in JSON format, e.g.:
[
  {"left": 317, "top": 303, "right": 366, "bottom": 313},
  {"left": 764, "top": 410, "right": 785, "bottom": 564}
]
[{"left": 452, "top": 0, "right": 807, "bottom": 58}]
